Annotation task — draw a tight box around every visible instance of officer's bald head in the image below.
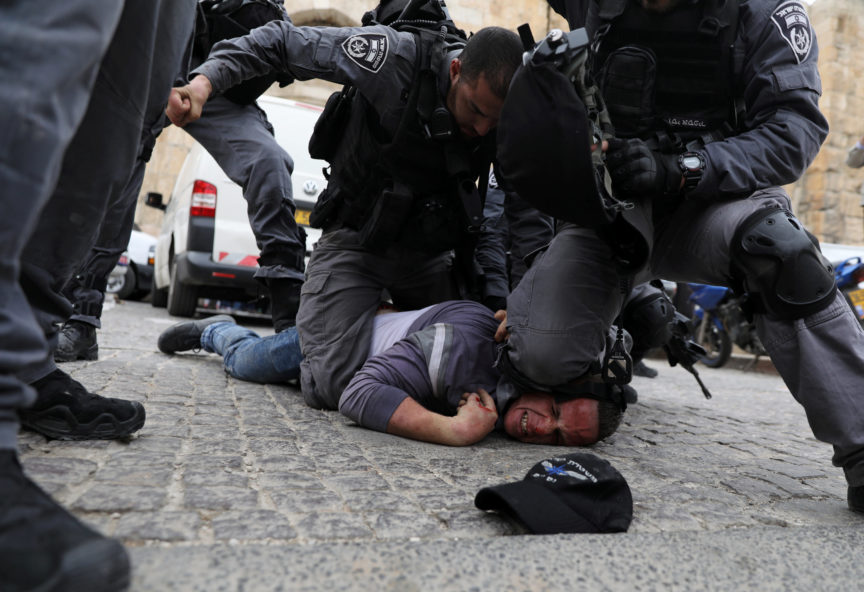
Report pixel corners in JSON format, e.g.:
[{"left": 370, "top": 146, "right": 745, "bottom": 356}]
[{"left": 457, "top": 26, "right": 522, "bottom": 99}]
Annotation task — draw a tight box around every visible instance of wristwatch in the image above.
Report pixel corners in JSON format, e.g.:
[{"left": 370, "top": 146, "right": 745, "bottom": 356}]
[{"left": 677, "top": 151, "right": 706, "bottom": 193}]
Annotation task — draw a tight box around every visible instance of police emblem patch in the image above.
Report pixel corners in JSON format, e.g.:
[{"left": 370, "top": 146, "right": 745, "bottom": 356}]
[
  {"left": 342, "top": 33, "right": 389, "bottom": 73},
  {"left": 771, "top": 1, "right": 813, "bottom": 64}
]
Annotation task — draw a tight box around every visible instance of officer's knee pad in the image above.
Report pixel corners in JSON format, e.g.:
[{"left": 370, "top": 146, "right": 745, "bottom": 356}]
[
  {"left": 622, "top": 290, "right": 674, "bottom": 353},
  {"left": 731, "top": 208, "right": 835, "bottom": 320}
]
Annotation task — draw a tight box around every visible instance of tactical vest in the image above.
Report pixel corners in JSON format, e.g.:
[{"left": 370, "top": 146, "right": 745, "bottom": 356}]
[
  {"left": 590, "top": 0, "right": 741, "bottom": 146},
  {"left": 194, "top": 0, "right": 294, "bottom": 104},
  {"left": 308, "top": 27, "right": 493, "bottom": 254}
]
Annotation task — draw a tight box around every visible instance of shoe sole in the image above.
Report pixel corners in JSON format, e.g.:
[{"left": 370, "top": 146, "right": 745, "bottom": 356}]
[
  {"left": 54, "top": 344, "right": 99, "bottom": 363},
  {"left": 20, "top": 402, "right": 146, "bottom": 441}
]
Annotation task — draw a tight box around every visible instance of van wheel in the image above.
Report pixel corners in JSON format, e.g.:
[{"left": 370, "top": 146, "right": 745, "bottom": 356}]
[{"left": 167, "top": 263, "right": 197, "bottom": 317}]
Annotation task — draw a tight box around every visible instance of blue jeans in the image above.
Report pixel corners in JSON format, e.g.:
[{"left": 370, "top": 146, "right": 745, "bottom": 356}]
[{"left": 201, "top": 324, "right": 302, "bottom": 384}]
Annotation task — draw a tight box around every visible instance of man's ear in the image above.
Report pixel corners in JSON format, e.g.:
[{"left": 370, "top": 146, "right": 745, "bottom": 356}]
[{"left": 449, "top": 57, "right": 462, "bottom": 83}]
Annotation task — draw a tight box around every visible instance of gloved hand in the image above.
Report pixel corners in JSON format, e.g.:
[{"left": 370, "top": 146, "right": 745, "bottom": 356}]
[{"left": 605, "top": 138, "right": 683, "bottom": 198}]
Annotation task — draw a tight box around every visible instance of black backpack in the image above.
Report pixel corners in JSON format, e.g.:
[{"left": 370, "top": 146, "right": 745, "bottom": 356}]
[{"left": 194, "top": 0, "right": 294, "bottom": 104}]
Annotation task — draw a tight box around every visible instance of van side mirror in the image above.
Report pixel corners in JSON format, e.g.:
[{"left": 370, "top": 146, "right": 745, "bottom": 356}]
[{"left": 145, "top": 192, "right": 166, "bottom": 211}]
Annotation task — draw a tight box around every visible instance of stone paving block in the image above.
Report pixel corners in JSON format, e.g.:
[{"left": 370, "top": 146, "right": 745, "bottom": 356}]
[
  {"left": 114, "top": 511, "right": 202, "bottom": 542},
  {"left": 21, "top": 456, "right": 98, "bottom": 485},
  {"left": 184, "top": 468, "right": 249, "bottom": 488},
  {"left": 322, "top": 471, "right": 391, "bottom": 493},
  {"left": 339, "top": 490, "right": 420, "bottom": 513},
  {"left": 364, "top": 511, "right": 444, "bottom": 539},
  {"left": 411, "top": 490, "right": 477, "bottom": 512},
  {"left": 269, "top": 490, "right": 344, "bottom": 513},
  {"left": 93, "top": 464, "right": 173, "bottom": 487},
  {"left": 184, "top": 486, "right": 260, "bottom": 510},
  {"left": 435, "top": 509, "right": 520, "bottom": 537},
  {"left": 258, "top": 470, "right": 326, "bottom": 490},
  {"left": 71, "top": 484, "right": 168, "bottom": 512},
  {"left": 293, "top": 513, "right": 374, "bottom": 541},
  {"left": 212, "top": 510, "right": 297, "bottom": 541}
]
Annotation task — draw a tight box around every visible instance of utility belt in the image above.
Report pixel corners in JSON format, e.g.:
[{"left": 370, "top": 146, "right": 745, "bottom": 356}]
[{"left": 311, "top": 181, "right": 476, "bottom": 254}]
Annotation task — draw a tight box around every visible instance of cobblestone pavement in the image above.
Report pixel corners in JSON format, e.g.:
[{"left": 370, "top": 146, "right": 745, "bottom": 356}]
[{"left": 17, "top": 300, "right": 864, "bottom": 591}]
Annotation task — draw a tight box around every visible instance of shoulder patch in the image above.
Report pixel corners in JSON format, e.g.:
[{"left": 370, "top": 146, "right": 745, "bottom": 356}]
[
  {"left": 770, "top": 1, "right": 813, "bottom": 64},
  {"left": 342, "top": 33, "right": 389, "bottom": 73}
]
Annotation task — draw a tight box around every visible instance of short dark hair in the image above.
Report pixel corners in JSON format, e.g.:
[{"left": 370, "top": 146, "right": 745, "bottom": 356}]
[
  {"left": 597, "top": 399, "right": 623, "bottom": 441},
  {"left": 458, "top": 26, "right": 523, "bottom": 98}
]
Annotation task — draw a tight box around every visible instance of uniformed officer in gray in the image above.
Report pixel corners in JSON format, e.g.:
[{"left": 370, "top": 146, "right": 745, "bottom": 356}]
[
  {"left": 56, "top": 1, "right": 307, "bottom": 363},
  {"left": 0, "top": 1, "right": 194, "bottom": 588},
  {"left": 501, "top": 0, "right": 864, "bottom": 513},
  {"left": 166, "top": 12, "right": 523, "bottom": 411}
]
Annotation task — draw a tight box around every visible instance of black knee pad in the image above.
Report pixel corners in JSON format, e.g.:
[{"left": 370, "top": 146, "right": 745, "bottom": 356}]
[
  {"left": 622, "top": 290, "right": 674, "bottom": 355},
  {"left": 731, "top": 208, "right": 835, "bottom": 320}
]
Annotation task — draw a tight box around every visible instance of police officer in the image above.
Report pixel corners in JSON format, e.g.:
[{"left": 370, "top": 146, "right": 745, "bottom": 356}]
[
  {"left": 166, "top": 10, "right": 524, "bottom": 410},
  {"left": 0, "top": 0, "right": 194, "bottom": 588},
  {"left": 55, "top": 0, "right": 307, "bottom": 363},
  {"left": 499, "top": 0, "right": 864, "bottom": 513}
]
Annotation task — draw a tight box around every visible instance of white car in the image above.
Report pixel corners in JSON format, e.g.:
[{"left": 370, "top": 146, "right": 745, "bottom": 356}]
[
  {"left": 106, "top": 226, "right": 158, "bottom": 300},
  {"left": 146, "top": 96, "right": 326, "bottom": 317}
]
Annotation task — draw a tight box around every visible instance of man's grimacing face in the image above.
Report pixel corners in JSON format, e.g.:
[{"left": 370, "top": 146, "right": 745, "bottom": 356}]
[
  {"left": 503, "top": 392, "right": 601, "bottom": 446},
  {"left": 446, "top": 58, "right": 504, "bottom": 138}
]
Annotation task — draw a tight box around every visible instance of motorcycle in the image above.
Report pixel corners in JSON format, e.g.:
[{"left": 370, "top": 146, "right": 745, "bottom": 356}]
[
  {"left": 834, "top": 256, "right": 864, "bottom": 327},
  {"left": 686, "top": 283, "right": 766, "bottom": 369}
]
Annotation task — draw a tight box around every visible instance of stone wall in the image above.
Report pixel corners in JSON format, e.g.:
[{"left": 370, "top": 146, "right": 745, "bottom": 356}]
[
  {"left": 791, "top": 0, "right": 864, "bottom": 245},
  {"left": 137, "top": 0, "right": 864, "bottom": 246}
]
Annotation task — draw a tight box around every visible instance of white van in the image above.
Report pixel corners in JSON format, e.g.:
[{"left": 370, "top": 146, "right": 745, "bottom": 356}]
[{"left": 146, "top": 96, "right": 326, "bottom": 317}]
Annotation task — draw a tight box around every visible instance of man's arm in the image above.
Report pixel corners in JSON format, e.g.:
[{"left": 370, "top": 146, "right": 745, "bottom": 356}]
[
  {"left": 167, "top": 20, "right": 415, "bottom": 126},
  {"left": 691, "top": 1, "right": 828, "bottom": 198},
  {"left": 387, "top": 389, "right": 497, "bottom": 446},
  {"left": 338, "top": 340, "right": 498, "bottom": 446}
]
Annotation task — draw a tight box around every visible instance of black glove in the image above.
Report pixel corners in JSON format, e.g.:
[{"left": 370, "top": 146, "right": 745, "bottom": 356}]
[{"left": 605, "top": 138, "right": 682, "bottom": 198}]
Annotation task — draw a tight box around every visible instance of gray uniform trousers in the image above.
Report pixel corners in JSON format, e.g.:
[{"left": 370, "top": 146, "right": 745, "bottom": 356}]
[
  {"left": 67, "top": 91, "right": 304, "bottom": 327},
  {"left": 0, "top": 0, "right": 124, "bottom": 449},
  {"left": 65, "top": 148, "right": 152, "bottom": 328},
  {"left": 296, "top": 227, "right": 458, "bottom": 410},
  {"left": 14, "top": 0, "right": 195, "bottom": 389},
  {"left": 183, "top": 95, "right": 307, "bottom": 282},
  {"left": 505, "top": 187, "right": 864, "bottom": 486}
]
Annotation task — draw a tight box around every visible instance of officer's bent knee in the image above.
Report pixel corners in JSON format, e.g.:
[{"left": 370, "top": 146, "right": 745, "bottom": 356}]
[{"left": 731, "top": 207, "right": 835, "bottom": 320}]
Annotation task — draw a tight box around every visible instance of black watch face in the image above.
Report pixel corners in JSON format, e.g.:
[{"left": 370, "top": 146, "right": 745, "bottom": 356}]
[{"left": 682, "top": 155, "right": 702, "bottom": 170}]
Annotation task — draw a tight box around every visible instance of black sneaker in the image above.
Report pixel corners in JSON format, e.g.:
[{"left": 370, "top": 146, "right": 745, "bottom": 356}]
[
  {"left": 0, "top": 450, "right": 130, "bottom": 592},
  {"left": 55, "top": 321, "right": 99, "bottom": 362},
  {"left": 20, "top": 369, "right": 145, "bottom": 440},
  {"left": 850, "top": 485, "right": 864, "bottom": 513},
  {"left": 157, "top": 314, "right": 236, "bottom": 354},
  {"left": 632, "top": 359, "right": 658, "bottom": 379}
]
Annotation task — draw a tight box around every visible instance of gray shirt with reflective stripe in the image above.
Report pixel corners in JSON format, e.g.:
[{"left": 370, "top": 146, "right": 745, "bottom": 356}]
[{"left": 338, "top": 300, "right": 506, "bottom": 433}]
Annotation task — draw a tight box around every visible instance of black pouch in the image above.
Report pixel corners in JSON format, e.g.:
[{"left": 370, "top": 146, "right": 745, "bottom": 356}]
[
  {"left": 598, "top": 45, "right": 657, "bottom": 138},
  {"left": 308, "top": 86, "right": 356, "bottom": 161},
  {"left": 358, "top": 187, "right": 413, "bottom": 253},
  {"left": 497, "top": 60, "right": 613, "bottom": 228},
  {"left": 308, "top": 186, "right": 343, "bottom": 229}
]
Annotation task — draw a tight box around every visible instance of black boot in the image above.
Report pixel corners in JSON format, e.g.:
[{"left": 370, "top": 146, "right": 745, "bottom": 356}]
[
  {"left": 54, "top": 320, "right": 98, "bottom": 362},
  {"left": 632, "top": 359, "right": 658, "bottom": 378},
  {"left": 20, "top": 369, "right": 145, "bottom": 440},
  {"left": 0, "top": 450, "right": 130, "bottom": 592},
  {"left": 157, "top": 314, "right": 236, "bottom": 354},
  {"left": 850, "top": 485, "right": 864, "bottom": 513},
  {"left": 266, "top": 278, "right": 302, "bottom": 333}
]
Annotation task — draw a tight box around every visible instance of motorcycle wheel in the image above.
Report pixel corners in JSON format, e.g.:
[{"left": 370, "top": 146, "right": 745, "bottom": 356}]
[{"left": 693, "top": 315, "right": 733, "bottom": 368}]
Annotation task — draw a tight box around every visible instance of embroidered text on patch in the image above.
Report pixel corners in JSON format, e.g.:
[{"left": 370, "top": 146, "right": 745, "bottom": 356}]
[
  {"left": 770, "top": 1, "right": 813, "bottom": 64},
  {"left": 343, "top": 33, "right": 389, "bottom": 73}
]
